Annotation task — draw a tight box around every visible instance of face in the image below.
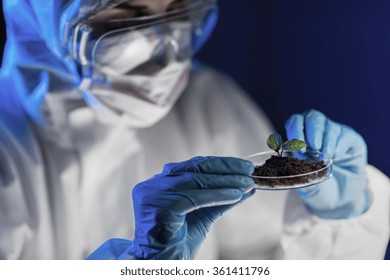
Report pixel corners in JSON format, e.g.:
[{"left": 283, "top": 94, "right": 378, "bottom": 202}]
[{"left": 92, "top": 0, "right": 191, "bottom": 21}]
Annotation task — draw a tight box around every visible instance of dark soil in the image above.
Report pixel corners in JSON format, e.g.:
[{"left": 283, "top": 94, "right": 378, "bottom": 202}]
[{"left": 252, "top": 155, "right": 326, "bottom": 187}]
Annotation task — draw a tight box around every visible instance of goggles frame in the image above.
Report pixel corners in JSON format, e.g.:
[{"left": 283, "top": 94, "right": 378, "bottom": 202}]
[{"left": 71, "top": 0, "right": 217, "bottom": 66}]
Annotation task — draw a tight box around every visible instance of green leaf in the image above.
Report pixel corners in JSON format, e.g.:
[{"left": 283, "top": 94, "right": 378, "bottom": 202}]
[
  {"left": 282, "top": 139, "right": 307, "bottom": 152},
  {"left": 267, "top": 133, "right": 282, "bottom": 152}
]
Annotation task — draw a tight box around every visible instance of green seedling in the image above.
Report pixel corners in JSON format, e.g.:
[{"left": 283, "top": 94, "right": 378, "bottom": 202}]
[{"left": 267, "top": 133, "right": 307, "bottom": 157}]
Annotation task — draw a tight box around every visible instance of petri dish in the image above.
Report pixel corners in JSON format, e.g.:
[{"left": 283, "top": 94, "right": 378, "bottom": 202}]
[{"left": 245, "top": 150, "right": 333, "bottom": 190}]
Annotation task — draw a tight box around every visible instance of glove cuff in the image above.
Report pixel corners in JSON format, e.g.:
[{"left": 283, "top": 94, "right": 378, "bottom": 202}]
[{"left": 85, "top": 238, "right": 135, "bottom": 260}]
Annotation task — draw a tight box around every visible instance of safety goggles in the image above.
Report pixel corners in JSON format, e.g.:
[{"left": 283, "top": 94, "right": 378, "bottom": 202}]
[{"left": 71, "top": 0, "right": 217, "bottom": 68}]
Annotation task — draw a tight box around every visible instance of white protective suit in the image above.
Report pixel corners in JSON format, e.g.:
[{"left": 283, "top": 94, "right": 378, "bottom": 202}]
[{"left": 0, "top": 0, "right": 389, "bottom": 260}]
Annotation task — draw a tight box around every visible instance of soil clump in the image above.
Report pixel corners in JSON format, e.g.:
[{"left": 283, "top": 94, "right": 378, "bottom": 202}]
[{"left": 252, "top": 155, "right": 326, "bottom": 187}]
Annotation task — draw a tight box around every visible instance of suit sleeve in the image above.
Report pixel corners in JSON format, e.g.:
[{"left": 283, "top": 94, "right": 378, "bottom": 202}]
[
  {"left": 0, "top": 126, "right": 34, "bottom": 259},
  {"left": 281, "top": 165, "right": 390, "bottom": 259}
]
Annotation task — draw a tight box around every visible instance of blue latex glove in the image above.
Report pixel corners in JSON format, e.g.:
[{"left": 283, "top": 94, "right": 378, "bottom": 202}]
[
  {"left": 285, "top": 109, "right": 369, "bottom": 219},
  {"left": 86, "top": 156, "right": 255, "bottom": 260}
]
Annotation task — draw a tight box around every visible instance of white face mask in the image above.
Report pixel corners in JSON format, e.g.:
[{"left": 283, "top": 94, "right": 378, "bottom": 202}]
[{"left": 78, "top": 22, "right": 192, "bottom": 128}]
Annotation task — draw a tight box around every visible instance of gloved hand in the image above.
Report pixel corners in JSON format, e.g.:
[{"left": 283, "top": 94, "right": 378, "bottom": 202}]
[
  {"left": 285, "top": 109, "right": 369, "bottom": 219},
  {"left": 86, "top": 156, "right": 255, "bottom": 260}
]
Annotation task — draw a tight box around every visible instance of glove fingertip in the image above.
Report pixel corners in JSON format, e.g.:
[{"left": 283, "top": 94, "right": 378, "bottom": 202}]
[
  {"left": 240, "top": 189, "right": 255, "bottom": 202},
  {"left": 296, "top": 184, "right": 320, "bottom": 198},
  {"left": 218, "top": 188, "right": 245, "bottom": 204},
  {"left": 285, "top": 114, "right": 305, "bottom": 141},
  {"left": 244, "top": 160, "right": 255, "bottom": 175}
]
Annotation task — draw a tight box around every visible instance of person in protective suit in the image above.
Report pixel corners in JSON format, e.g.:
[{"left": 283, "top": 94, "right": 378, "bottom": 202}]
[{"left": 0, "top": 0, "right": 389, "bottom": 260}]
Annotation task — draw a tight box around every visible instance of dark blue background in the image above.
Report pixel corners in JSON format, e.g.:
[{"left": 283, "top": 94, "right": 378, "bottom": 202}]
[
  {"left": 1, "top": 0, "right": 389, "bottom": 259},
  {"left": 196, "top": 0, "right": 390, "bottom": 259},
  {"left": 197, "top": 0, "right": 390, "bottom": 177}
]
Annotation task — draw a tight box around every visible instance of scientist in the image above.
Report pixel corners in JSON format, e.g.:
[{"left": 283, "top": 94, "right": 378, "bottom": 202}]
[{"left": 0, "top": 0, "right": 389, "bottom": 260}]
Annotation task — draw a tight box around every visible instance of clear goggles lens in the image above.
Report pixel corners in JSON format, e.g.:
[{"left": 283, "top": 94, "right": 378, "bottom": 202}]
[{"left": 72, "top": 0, "right": 216, "bottom": 68}]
